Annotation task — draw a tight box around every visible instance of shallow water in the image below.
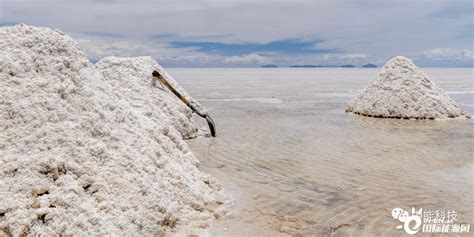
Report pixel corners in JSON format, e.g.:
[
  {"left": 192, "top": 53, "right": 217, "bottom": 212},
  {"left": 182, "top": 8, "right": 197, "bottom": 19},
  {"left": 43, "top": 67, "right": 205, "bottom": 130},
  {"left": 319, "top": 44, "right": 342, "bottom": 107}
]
[{"left": 169, "top": 68, "right": 474, "bottom": 237}]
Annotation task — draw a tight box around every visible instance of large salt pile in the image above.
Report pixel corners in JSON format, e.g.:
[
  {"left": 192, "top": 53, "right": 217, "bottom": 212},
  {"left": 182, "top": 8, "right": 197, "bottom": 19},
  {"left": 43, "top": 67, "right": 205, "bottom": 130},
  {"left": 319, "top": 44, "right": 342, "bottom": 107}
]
[
  {"left": 346, "top": 56, "right": 470, "bottom": 119},
  {"left": 0, "top": 24, "right": 222, "bottom": 236}
]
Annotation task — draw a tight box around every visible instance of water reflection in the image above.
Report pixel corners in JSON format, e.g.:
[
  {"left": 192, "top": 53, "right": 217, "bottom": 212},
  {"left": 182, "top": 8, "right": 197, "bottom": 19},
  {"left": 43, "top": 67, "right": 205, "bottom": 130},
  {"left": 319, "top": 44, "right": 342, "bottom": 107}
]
[{"left": 169, "top": 68, "right": 473, "bottom": 236}]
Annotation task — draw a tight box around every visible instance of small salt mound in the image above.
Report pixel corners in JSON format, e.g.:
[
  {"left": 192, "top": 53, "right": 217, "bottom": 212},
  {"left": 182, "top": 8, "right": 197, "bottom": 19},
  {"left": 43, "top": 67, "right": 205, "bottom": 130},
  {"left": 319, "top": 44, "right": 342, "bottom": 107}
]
[
  {"left": 0, "top": 24, "right": 221, "bottom": 236},
  {"left": 346, "top": 56, "right": 470, "bottom": 119}
]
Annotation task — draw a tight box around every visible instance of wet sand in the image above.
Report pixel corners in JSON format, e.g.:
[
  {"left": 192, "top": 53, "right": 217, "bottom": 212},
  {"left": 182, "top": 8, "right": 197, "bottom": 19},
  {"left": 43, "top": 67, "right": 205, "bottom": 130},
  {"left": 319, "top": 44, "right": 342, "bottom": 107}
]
[{"left": 169, "top": 68, "right": 474, "bottom": 236}]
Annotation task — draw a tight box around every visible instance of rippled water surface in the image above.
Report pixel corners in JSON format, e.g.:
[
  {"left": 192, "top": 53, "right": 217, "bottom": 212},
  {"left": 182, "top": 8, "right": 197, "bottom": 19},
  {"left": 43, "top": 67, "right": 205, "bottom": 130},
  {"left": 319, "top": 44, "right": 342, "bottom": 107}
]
[{"left": 169, "top": 68, "right": 474, "bottom": 237}]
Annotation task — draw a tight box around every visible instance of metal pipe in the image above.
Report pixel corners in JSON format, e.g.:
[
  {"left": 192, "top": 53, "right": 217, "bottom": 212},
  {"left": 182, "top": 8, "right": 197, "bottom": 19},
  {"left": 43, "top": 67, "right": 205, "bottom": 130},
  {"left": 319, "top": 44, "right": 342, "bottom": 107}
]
[{"left": 152, "top": 70, "right": 216, "bottom": 137}]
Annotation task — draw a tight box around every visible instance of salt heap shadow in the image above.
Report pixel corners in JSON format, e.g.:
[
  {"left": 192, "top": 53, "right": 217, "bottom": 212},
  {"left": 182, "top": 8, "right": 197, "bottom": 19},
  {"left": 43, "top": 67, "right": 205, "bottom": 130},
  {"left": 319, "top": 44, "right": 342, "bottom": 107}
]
[
  {"left": 346, "top": 56, "right": 470, "bottom": 119},
  {"left": 0, "top": 24, "right": 222, "bottom": 236}
]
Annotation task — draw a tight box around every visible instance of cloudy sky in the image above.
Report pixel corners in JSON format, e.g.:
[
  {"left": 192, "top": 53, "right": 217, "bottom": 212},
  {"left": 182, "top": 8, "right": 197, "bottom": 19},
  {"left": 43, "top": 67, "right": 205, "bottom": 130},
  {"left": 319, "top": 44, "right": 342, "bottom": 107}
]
[{"left": 1, "top": 0, "right": 472, "bottom": 67}]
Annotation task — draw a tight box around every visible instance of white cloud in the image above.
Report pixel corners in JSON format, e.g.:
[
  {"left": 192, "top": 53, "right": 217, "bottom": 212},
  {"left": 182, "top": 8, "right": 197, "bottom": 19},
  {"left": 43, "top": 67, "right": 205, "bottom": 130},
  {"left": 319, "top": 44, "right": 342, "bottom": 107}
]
[
  {"left": 341, "top": 54, "right": 368, "bottom": 60},
  {"left": 223, "top": 54, "right": 270, "bottom": 64},
  {"left": 75, "top": 35, "right": 216, "bottom": 65},
  {"left": 303, "top": 53, "right": 372, "bottom": 65},
  {"left": 422, "top": 48, "right": 473, "bottom": 61},
  {"left": 76, "top": 37, "right": 272, "bottom": 66},
  {"left": 2, "top": 0, "right": 472, "bottom": 66}
]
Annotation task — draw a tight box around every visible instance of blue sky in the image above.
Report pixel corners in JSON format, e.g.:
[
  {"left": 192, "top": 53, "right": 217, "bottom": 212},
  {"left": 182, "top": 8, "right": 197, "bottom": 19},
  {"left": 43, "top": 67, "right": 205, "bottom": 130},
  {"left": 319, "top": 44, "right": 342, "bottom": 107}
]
[
  {"left": 169, "top": 39, "right": 340, "bottom": 55},
  {"left": 0, "top": 0, "right": 472, "bottom": 67}
]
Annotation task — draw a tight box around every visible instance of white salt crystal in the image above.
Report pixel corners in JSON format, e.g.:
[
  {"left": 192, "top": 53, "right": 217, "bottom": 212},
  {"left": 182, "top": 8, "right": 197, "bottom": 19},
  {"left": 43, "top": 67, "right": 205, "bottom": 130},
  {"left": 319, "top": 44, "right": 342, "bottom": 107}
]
[
  {"left": 346, "top": 56, "right": 470, "bottom": 119},
  {"left": 0, "top": 24, "right": 221, "bottom": 236}
]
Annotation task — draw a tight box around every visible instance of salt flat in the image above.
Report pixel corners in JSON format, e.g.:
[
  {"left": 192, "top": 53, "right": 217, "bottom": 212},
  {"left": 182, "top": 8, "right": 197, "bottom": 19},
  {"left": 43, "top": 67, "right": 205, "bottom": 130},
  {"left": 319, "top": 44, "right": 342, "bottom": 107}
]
[{"left": 170, "top": 68, "right": 474, "bottom": 236}]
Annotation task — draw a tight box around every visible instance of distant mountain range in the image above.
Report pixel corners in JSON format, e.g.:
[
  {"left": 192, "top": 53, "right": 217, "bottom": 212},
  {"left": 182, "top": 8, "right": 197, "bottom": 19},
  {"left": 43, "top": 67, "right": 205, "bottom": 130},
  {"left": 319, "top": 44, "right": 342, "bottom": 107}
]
[
  {"left": 290, "top": 65, "right": 324, "bottom": 68},
  {"left": 260, "top": 64, "right": 278, "bottom": 68},
  {"left": 362, "top": 63, "right": 377, "bottom": 68}
]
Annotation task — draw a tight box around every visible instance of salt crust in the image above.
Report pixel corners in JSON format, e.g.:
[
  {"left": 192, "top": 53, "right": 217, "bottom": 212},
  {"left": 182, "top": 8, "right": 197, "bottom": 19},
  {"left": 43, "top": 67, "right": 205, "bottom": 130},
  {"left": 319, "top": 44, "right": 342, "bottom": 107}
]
[{"left": 0, "top": 24, "right": 221, "bottom": 236}]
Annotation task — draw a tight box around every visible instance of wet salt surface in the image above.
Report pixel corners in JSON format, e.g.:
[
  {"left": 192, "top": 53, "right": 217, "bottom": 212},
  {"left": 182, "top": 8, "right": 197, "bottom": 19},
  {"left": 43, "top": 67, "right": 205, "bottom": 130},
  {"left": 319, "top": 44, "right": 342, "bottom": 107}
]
[{"left": 169, "top": 68, "right": 474, "bottom": 236}]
